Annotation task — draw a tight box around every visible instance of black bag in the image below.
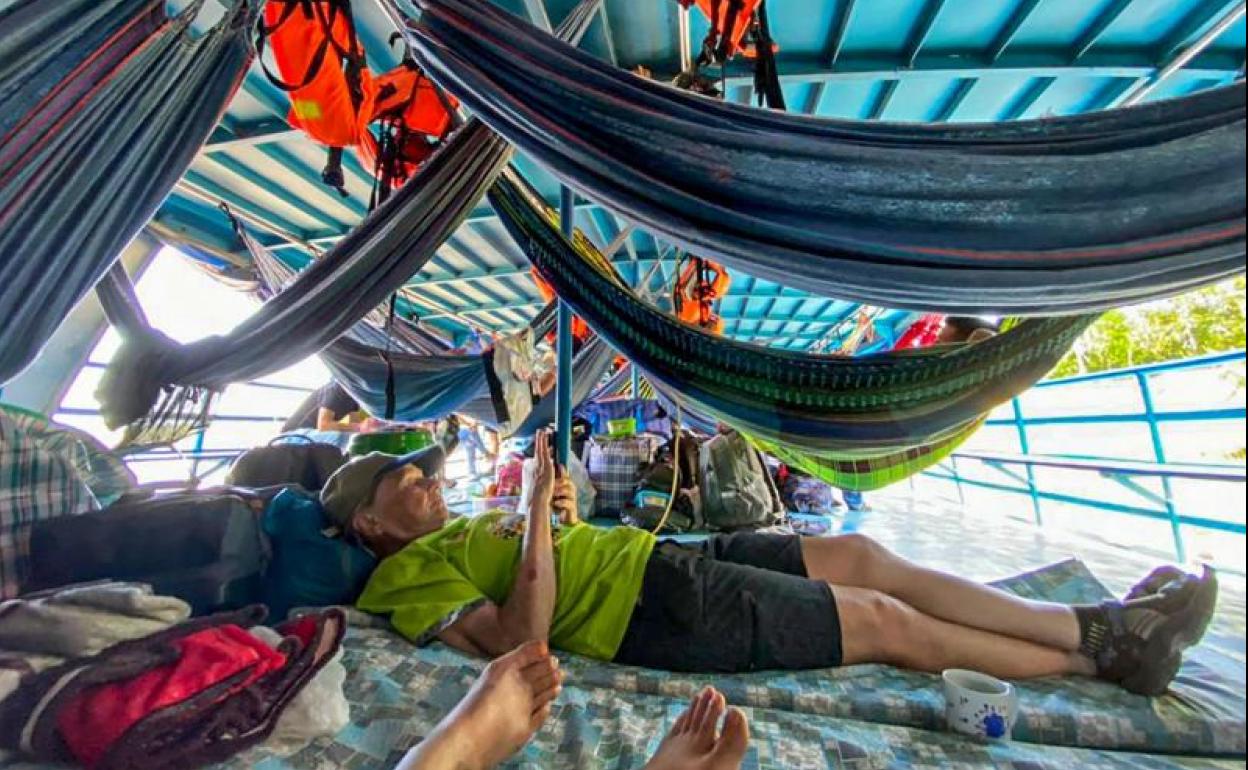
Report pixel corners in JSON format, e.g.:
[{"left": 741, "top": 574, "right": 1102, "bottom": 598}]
[
  {"left": 622, "top": 432, "right": 703, "bottom": 533},
  {"left": 28, "top": 493, "right": 268, "bottom": 615},
  {"left": 225, "top": 438, "right": 346, "bottom": 491}
]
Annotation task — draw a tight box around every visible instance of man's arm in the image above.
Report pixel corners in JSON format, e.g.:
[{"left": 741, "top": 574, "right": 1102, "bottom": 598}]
[{"left": 438, "top": 431, "right": 560, "bottom": 657}]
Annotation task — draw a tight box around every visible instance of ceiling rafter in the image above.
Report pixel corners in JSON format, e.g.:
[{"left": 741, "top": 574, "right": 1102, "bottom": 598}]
[
  {"left": 986, "top": 0, "right": 1044, "bottom": 64},
  {"left": 932, "top": 77, "right": 976, "bottom": 121},
  {"left": 1071, "top": 0, "right": 1135, "bottom": 62},
  {"left": 904, "top": 0, "right": 950, "bottom": 68},
  {"left": 823, "top": 0, "right": 857, "bottom": 66}
]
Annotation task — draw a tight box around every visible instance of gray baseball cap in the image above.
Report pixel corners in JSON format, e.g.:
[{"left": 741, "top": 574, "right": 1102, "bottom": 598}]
[{"left": 320, "top": 445, "right": 446, "bottom": 528}]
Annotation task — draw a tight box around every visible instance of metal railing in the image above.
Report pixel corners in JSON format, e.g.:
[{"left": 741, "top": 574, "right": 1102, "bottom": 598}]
[
  {"left": 926, "top": 350, "right": 1246, "bottom": 563},
  {"left": 54, "top": 362, "right": 312, "bottom": 488}
]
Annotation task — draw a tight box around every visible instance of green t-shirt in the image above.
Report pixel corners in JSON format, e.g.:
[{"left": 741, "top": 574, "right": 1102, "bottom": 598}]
[{"left": 357, "top": 512, "right": 657, "bottom": 660}]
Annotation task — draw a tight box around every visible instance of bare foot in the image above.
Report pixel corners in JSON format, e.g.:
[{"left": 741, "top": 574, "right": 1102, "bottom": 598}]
[
  {"left": 397, "top": 641, "right": 563, "bottom": 770},
  {"left": 644, "top": 687, "right": 750, "bottom": 770}
]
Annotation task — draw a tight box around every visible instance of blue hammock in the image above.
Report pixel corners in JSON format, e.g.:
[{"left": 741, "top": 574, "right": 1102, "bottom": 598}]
[
  {"left": 0, "top": 0, "right": 255, "bottom": 384},
  {"left": 243, "top": 229, "right": 598, "bottom": 427},
  {"left": 403, "top": 0, "right": 1246, "bottom": 316}
]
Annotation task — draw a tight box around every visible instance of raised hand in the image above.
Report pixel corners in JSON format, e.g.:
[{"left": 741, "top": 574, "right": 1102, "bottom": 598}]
[
  {"left": 530, "top": 430, "right": 556, "bottom": 517},
  {"left": 552, "top": 476, "right": 579, "bottom": 525}
]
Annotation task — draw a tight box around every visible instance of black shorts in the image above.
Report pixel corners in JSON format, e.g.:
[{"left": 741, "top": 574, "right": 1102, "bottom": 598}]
[{"left": 613, "top": 533, "right": 843, "bottom": 672}]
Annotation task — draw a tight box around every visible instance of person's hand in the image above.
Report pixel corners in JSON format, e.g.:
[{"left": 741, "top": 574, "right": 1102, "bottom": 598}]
[
  {"left": 531, "top": 430, "right": 556, "bottom": 517},
  {"left": 552, "top": 477, "right": 579, "bottom": 525}
]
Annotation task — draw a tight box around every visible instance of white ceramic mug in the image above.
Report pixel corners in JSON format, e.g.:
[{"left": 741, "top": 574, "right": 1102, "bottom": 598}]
[{"left": 942, "top": 669, "right": 1019, "bottom": 741}]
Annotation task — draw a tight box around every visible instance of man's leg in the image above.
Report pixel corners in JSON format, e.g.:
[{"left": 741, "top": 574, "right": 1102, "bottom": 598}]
[
  {"left": 833, "top": 585, "right": 1095, "bottom": 679},
  {"left": 801, "top": 534, "right": 1082, "bottom": 651}
]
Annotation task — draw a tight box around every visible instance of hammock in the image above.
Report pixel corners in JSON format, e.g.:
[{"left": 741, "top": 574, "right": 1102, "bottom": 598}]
[
  {"left": 237, "top": 214, "right": 455, "bottom": 356},
  {"left": 0, "top": 0, "right": 256, "bottom": 384},
  {"left": 404, "top": 0, "right": 1246, "bottom": 315},
  {"left": 489, "top": 170, "right": 1096, "bottom": 458},
  {"left": 94, "top": 0, "right": 603, "bottom": 429},
  {"left": 169, "top": 207, "right": 613, "bottom": 432},
  {"left": 245, "top": 231, "right": 580, "bottom": 427}
]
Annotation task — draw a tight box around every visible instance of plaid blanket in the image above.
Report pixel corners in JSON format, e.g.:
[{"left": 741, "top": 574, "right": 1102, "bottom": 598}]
[
  {"left": 585, "top": 435, "right": 661, "bottom": 515},
  {"left": 0, "top": 407, "right": 113, "bottom": 598}
]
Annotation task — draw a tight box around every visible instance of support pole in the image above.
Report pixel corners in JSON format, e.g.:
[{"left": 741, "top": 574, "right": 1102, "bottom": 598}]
[
  {"left": 1118, "top": 1, "right": 1246, "bottom": 107},
  {"left": 679, "top": 4, "right": 693, "bottom": 72},
  {"left": 556, "top": 187, "right": 576, "bottom": 467}
]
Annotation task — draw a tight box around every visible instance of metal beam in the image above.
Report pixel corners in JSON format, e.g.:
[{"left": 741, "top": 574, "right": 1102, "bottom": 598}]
[
  {"left": 802, "top": 81, "right": 827, "bottom": 115},
  {"left": 1158, "top": 0, "right": 1244, "bottom": 61},
  {"left": 1083, "top": 76, "right": 1136, "bottom": 111},
  {"left": 422, "top": 299, "right": 547, "bottom": 320},
  {"left": 174, "top": 172, "right": 317, "bottom": 252},
  {"left": 1071, "top": 0, "right": 1134, "bottom": 61},
  {"left": 711, "top": 52, "right": 1243, "bottom": 87},
  {"left": 523, "top": 0, "right": 553, "bottom": 32},
  {"left": 932, "top": 77, "right": 975, "bottom": 122},
  {"left": 1118, "top": 1, "right": 1246, "bottom": 106},
  {"left": 203, "top": 122, "right": 302, "bottom": 152},
  {"left": 866, "top": 79, "right": 899, "bottom": 120},
  {"left": 986, "top": 0, "right": 1043, "bottom": 64},
  {"left": 904, "top": 0, "right": 949, "bottom": 68},
  {"left": 202, "top": 152, "right": 350, "bottom": 234},
  {"left": 678, "top": 3, "right": 692, "bottom": 72},
  {"left": 823, "top": 0, "right": 857, "bottom": 66},
  {"left": 998, "top": 76, "right": 1055, "bottom": 120},
  {"left": 598, "top": 2, "right": 618, "bottom": 65}
]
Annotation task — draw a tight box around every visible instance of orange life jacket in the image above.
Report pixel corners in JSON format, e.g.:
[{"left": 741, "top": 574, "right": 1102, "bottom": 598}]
[
  {"left": 532, "top": 269, "right": 590, "bottom": 342},
  {"left": 684, "top": 0, "right": 762, "bottom": 60},
  {"left": 262, "top": 1, "right": 372, "bottom": 148},
  {"left": 361, "top": 64, "right": 459, "bottom": 190},
  {"left": 260, "top": 1, "right": 456, "bottom": 194},
  {"left": 674, "top": 258, "right": 731, "bottom": 335}
]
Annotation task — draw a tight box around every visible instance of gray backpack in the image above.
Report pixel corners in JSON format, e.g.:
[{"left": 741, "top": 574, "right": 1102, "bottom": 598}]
[{"left": 699, "top": 431, "right": 784, "bottom": 530}]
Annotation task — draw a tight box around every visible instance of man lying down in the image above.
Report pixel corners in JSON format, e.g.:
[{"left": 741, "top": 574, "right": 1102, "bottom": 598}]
[{"left": 325, "top": 435, "right": 1218, "bottom": 703}]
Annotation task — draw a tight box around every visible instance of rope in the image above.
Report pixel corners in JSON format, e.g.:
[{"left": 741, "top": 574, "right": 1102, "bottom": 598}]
[{"left": 650, "top": 398, "right": 684, "bottom": 535}]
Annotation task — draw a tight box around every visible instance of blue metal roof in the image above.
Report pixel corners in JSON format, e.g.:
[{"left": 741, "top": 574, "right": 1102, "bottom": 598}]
[{"left": 159, "top": 0, "right": 1247, "bottom": 350}]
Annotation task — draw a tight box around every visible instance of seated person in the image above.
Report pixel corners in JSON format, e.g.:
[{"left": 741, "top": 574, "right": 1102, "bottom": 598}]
[
  {"left": 283, "top": 381, "right": 369, "bottom": 433},
  {"left": 397, "top": 642, "right": 748, "bottom": 770},
  {"left": 325, "top": 434, "right": 1217, "bottom": 697}
]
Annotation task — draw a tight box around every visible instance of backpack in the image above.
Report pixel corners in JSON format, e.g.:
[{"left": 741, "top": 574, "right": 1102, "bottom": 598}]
[
  {"left": 226, "top": 439, "right": 346, "bottom": 492},
  {"left": 29, "top": 493, "right": 269, "bottom": 615},
  {"left": 699, "top": 431, "right": 784, "bottom": 531},
  {"left": 585, "top": 435, "right": 660, "bottom": 517}
]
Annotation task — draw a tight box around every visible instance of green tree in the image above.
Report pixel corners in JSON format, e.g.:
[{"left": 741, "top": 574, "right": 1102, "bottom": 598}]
[{"left": 1050, "top": 277, "right": 1246, "bottom": 378}]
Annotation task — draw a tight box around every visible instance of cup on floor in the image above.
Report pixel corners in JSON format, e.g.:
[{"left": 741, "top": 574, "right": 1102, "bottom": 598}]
[{"left": 942, "top": 669, "right": 1019, "bottom": 741}]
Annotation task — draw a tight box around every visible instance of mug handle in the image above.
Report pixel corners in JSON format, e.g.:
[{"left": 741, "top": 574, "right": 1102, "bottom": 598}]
[{"left": 1007, "top": 686, "right": 1021, "bottom": 731}]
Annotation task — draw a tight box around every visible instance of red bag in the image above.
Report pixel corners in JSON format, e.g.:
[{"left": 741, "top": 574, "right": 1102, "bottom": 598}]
[{"left": 494, "top": 452, "right": 526, "bottom": 498}]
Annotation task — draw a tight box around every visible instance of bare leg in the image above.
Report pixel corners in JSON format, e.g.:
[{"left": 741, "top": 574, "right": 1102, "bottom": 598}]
[
  {"left": 644, "top": 687, "right": 750, "bottom": 770},
  {"left": 802, "top": 534, "right": 1082, "bottom": 651},
  {"left": 396, "top": 641, "right": 563, "bottom": 770},
  {"left": 834, "top": 585, "right": 1095, "bottom": 679}
]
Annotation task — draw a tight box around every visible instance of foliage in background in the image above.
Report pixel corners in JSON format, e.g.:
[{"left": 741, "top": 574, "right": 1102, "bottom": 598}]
[{"left": 1051, "top": 277, "right": 1246, "bottom": 378}]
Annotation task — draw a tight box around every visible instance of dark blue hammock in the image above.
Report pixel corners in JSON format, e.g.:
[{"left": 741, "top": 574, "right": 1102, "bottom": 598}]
[
  {"left": 403, "top": 0, "right": 1246, "bottom": 316},
  {"left": 242, "top": 227, "right": 610, "bottom": 428},
  {"left": 0, "top": 0, "right": 256, "bottom": 384},
  {"left": 94, "top": 0, "right": 603, "bottom": 428}
]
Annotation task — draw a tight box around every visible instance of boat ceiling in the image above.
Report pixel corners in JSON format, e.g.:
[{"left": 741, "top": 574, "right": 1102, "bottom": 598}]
[{"left": 158, "top": 0, "right": 1247, "bottom": 350}]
